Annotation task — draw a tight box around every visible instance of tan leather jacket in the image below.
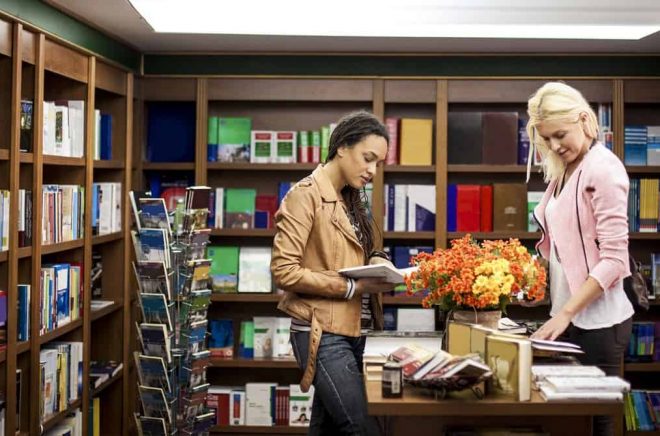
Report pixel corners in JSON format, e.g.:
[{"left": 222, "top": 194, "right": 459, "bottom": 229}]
[{"left": 271, "top": 165, "right": 383, "bottom": 391}]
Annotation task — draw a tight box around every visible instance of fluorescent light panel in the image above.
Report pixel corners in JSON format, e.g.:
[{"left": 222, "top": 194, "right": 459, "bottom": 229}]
[{"left": 128, "top": 0, "right": 660, "bottom": 40}]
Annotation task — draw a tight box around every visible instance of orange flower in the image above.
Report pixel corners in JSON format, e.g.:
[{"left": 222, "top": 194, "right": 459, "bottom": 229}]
[{"left": 406, "top": 235, "right": 547, "bottom": 311}]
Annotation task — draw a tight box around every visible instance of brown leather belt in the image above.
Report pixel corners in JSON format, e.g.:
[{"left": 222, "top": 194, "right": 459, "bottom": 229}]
[{"left": 300, "top": 312, "right": 323, "bottom": 392}]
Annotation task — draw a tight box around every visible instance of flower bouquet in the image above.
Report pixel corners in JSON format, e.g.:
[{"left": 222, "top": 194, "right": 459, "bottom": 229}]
[{"left": 405, "top": 235, "right": 547, "bottom": 314}]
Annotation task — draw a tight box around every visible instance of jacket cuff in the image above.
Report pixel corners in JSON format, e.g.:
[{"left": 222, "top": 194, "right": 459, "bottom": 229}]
[{"left": 344, "top": 278, "right": 356, "bottom": 299}]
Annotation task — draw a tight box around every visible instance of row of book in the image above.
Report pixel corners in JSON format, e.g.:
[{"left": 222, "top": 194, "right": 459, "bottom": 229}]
[
  {"left": 624, "top": 390, "right": 660, "bottom": 431},
  {"left": 0, "top": 189, "right": 35, "bottom": 250},
  {"left": 629, "top": 178, "right": 660, "bottom": 232},
  {"left": 39, "top": 341, "right": 84, "bottom": 421},
  {"left": 383, "top": 184, "right": 435, "bottom": 232},
  {"left": 624, "top": 125, "right": 660, "bottom": 166},
  {"left": 206, "top": 116, "right": 339, "bottom": 164},
  {"left": 41, "top": 184, "right": 85, "bottom": 245},
  {"left": 207, "top": 384, "right": 314, "bottom": 427},
  {"left": 43, "top": 100, "right": 85, "bottom": 158},
  {"left": 209, "top": 316, "right": 292, "bottom": 360},
  {"left": 40, "top": 263, "right": 83, "bottom": 335},
  {"left": 448, "top": 184, "right": 542, "bottom": 233},
  {"left": 208, "top": 246, "right": 272, "bottom": 294},
  {"left": 625, "top": 321, "right": 660, "bottom": 362},
  {"left": 209, "top": 187, "right": 275, "bottom": 230},
  {"left": 91, "top": 182, "right": 122, "bottom": 236}
]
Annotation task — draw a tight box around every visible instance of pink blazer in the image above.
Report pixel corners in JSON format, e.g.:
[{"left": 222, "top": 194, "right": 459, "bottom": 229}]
[{"left": 533, "top": 142, "right": 631, "bottom": 294}]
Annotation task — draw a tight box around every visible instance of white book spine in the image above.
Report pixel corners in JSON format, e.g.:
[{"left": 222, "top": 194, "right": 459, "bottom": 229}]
[{"left": 393, "top": 184, "right": 408, "bottom": 232}]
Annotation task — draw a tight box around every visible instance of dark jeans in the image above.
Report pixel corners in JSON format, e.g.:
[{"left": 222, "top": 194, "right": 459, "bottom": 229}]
[
  {"left": 290, "top": 331, "right": 380, "bottom": 436},
  {"left": 566, "top": 317, "right": 633, "bottom": 436}
]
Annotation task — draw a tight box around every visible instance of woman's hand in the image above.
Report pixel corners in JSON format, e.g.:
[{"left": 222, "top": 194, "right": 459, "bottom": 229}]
[
  {"left": 355, "top": 278, "right": 396, "bottom": 294},
  {"left": 530, "top": 311, "right": 571, "bottom": 340},
  {"left": 369, "top": 256, "right": 392, "bottom": 266}
]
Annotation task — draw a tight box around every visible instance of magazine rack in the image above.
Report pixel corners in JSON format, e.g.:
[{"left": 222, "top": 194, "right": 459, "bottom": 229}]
[{"left": 131, "top": 187, "right": 215, "bottom": 435}]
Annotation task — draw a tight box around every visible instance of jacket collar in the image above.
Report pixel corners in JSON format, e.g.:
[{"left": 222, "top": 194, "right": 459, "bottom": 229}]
[{"left": 312, "top": 164, "right": 339, "bottom": 202}]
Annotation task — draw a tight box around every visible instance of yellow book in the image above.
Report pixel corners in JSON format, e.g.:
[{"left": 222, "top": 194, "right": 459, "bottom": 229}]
[
  {"left": 447, "top": 321, "right": 472, "bottom": 356},
  {"left": 400, "top": 118, "right": 432, "bottom": 165},
  {"left": 485, "top": 335, "right": 532, "bottom": 401},
  {"left": 93, "top": 396, "right": 100, "bottom": 436}
]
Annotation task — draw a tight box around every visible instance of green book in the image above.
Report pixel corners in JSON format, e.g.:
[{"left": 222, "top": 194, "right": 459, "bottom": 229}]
[
  {"left": 224, "top": 188, "right": 256, "bottom": 229},
  {"left": 218, "top": 117, "right": 252, "bottom": 162},
  {"left": 320, "top": 126, "right": 330, "bottom": 163},
  {"left": 207, "top": 116, "right": 219, "bottom": 145},
  {"left": 239, "top": 320, "right": 255, "bottom": 358},
  {"left": 207, "top": 245, "right": 239, "bottom": 293}
]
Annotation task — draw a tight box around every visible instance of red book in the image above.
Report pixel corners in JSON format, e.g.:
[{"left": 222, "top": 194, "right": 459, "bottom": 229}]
[
  {"left": 255, "top": 195, "right": 278, "bottom": 229},
  {"left": 456, "top": 185, "right": 481, "bottom": 232},
  {"left": 385, "top": 117, "right": 399, "bottom": 165},
  {"left": 480, "top": 185, "right": 493, "bottom": 232}
]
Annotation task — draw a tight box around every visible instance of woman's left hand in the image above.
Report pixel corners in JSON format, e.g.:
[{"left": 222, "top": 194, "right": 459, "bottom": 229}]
[{"left": 530, "top": 312, "right": 572, "bottom": 341}]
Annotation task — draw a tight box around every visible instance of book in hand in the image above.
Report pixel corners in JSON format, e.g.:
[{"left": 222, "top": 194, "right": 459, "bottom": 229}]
[
  {"left": 339, "top": 264, "right": 418, "bottom": 284},
  {"left": 531, "top": 338, "right": 584, "bottom": 355}
]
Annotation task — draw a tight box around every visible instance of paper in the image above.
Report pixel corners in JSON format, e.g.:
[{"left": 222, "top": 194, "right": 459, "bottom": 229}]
[{"left": 338, "top": 264, "right": 418, "bottom": 284}]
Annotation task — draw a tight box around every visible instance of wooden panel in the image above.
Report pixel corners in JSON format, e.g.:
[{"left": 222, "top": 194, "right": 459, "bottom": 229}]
[
  {"left": 436, "top": 80, "right": 448, "bottom": 249},
  {"left": 21, "top": 29, "right": 35, "bottom": 65},
  {"left": 142, "top": 78, "right": 196, "bottom": 100},
  {"left": 624, "top": 79, "right": 660, "bottom": 103},
  {"left": 43, "top": 38, "right": 88, "bottom": 83},
  {"left": 96, "top": 61, "right": 127, "bottom": 95},
  {"left": 384, "top": 80, "right": 436, "bottom": 103},
  {"left": 448, "top": 79, "right": 612, "bottom": 103},
  {"left": 0, "top": 17, "right": 11, "bottom": 57},
  {"left": 207, "top": 78, "right": 373, "bottom": 101}
]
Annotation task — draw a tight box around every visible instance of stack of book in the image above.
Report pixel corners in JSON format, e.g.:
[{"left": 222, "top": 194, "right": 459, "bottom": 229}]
[
  {"left": 532, "top": 365, "right": 630, "bottom": 401},
  {"left": 131, "top": 187, "right": 215, "bottom": 436}
]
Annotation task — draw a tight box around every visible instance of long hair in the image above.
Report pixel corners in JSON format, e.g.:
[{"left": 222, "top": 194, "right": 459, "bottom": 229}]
[
  {"left": 326, "top": 111, "right": 389, "bottom": 257},
  {"left": 526, "top": 82, "right": 599, "bottom": 183}
]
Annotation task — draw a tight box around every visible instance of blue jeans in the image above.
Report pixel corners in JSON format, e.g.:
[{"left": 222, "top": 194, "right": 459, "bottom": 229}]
[{"left": 290, "top": 331, "right": 380, "bottom": 436}]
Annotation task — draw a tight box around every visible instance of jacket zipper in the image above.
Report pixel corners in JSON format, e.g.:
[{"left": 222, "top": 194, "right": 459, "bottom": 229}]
[{"left": 575, "top": 170, "right": 590, "bottom": 274}]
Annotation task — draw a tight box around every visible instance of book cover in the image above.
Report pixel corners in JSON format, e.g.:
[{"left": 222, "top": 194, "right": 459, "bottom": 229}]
[
  {"left": 289, "top": 384, "right": 314, "bottom": 426},
  {"left": 274, "top": 131, "right": 297, "bottom": 163},
  {"left": 218, "top": 117, "right": 251, "bottom": 162},
  {"left": 485, "top": 335, "right": 532, "bottom": 401},
  {"left": 250, "top": 130, "right": 274, "bottom": 163},
  {"left": 224, "top": 189, "right": 256, "bottom": 229},
  {"left": 339, "top": 263, "right": 418, "bottom": 284},
  {"left": 238, "top": 247, "right": 272, "bottom": 293},
  {"left": 448, "top": 112, "right": 482, "bottom": 164},
  {"left": 400, "top": 118, "right": 432, "bottom": 165},
  {"left": 493, "top": 183, "right": 527, "bottom": 232}
]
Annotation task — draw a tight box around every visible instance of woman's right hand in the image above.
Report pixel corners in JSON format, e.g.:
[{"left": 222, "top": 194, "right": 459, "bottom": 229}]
[{"left": 355, "top": 278, "right": 396, "bottom": 294}]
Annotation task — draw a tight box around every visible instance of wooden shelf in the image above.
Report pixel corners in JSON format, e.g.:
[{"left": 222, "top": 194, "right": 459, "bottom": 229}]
[
  {"left": 0, "top": 250, "right": 7, "bottom": 263},
  {"left": 17, "top": 341, "right": 30, "bottom": 355},
  {"left": 384, "top": 165, "right": 436, "bottom": 173},
  {"left": 626, "top": 431, "right": 660, "bottom": 435},
  {"left": 92, "top": 231, "right": 123, "bottom": 245},
  {"left": 211, "top": 228, "right": 276, "bottom": 238},
  {"left": 208, "top": 162, "right": 317, "bottom": 171},
  {"left": 210, "top": 426, "right": 307, "bottom": 434},
  {"left": 93, "top": 159, "right": 124, "bottom": 169},
  {"left": 40, "top": 399, "right": 82, "bottom": 433},
  {"left": 0, "top": 149, "right": 8, "bottom": 160},
  {"left": 91, "top": 368, "right": 124, "bottom": 397},
  {"left": 624, "top": 362, "right": 660, "bottom": 372},
  {"left": 211, "top": 294, "right": 281, "bottom": 303},
  {"left": 448, "top": 164, "right": 542, "bottom": 174},
  {"left": 19, "top": 152, "right": 33, "bottom": 163},
  {"left": 0, "top": 349, "right": 6, "bottom": 363},
  {"left": 629, "top": 233, "right": 660, "bottom": 240},
  {"left": 625, "top": 166, "right": 660, "bottom": 175},
  {"left": 41, "top": 239, "right": 85, "bottom": 255},
  {"left": 448, "top": 231, "right": 540, "bottom": 240},
  {"left": 42, "top": 155, "right": 86, "bottom": 167},
  {"left": 383, "top": 231, "right": 435, "bottom": 240},
  {"left": 142, "top": 162, "right": 195, "bottom": 171},
  {"left": 209, "top": 357, "right": 298, "bottom": 369},
  {"left": 17, "top": 246, "right": 32, "bottom": 259},
  {"left": 39, "top": 319, "right": 83, "bottom": 345},
  {"left": 91, "top": 301, "right": 124, "bottom": 322},
  {"left": 383, "top": 295, "right": 425, "bottom": 306}
]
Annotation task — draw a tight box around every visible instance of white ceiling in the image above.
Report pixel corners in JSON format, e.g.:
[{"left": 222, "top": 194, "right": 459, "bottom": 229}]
[{"left": 45, "top": 0, "right": 660, "bottom": 53}]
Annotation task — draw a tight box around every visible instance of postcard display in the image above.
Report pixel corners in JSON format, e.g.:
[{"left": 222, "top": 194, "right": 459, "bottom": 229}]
[{"left": 131, "top": 187, "right": 215, "bottom": 435}]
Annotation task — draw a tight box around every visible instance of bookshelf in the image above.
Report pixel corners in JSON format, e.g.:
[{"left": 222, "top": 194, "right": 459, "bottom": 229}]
[{"left": 0, "top": 14, "right": 134, "bottom": 435}]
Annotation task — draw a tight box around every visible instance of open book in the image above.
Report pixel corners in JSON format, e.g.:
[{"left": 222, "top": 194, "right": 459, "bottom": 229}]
[{"left": 338, "top": 264, "right": 418, "bottom": 284}]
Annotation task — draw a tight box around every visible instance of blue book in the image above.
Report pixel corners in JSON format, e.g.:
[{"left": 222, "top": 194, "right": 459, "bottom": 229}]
[
  {"left": 53, "top": 264, "right": 71, "bottom": 325},
  {"left": 92, "top": 184, "right": 99, "bottom": 231},
  {"left": 447, "top": 184, "right": 458, "bottom": 232},
  {"left": 277, "top": 182, "right": 291, "bottom": 207},
  {"left": 100, "top": 114, "right": 112, "bottom": 160},
  {"left": 387, "top": 184, "right": 395, "bottom": 231},
  {"left": 139, "top": 293, "right": 172, "bottom": 331},
  {"left": 17, "top": 284, "right": 30, "bottom": 341},
  {"left": 146, "top": 102, "right": 195, "bottom": 162}
]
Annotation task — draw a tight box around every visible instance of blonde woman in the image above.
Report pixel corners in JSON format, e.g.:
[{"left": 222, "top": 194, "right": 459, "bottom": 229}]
[{"left": 527, "top": 82, "right": 633, "bottom": 435}]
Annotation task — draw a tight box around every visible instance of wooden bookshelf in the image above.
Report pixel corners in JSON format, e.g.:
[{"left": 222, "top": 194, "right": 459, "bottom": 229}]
[
  {"left": 210, "top": 426, "right": 307, "bottom": 434},
  {"left": 91, "top": 368, "right": 124, "bottom": 397},
  {"left": 448, "top": 231, "right": 541, "bottom": 240},
  {"left": 208, "top": 162, "right": 317, "bottom": 171},
  {"left": 142, "top": 161, "right": 195, "bottom": 171},
  {"left": 211, "top": 294, "right": 281, "bottom": 303},
  {"left": 91, "top": 301, "right": 124, "bottom": 322},
  {"left": 42, "top": 155, "right": 86, "bottom": 167},
  {"left": 625, "top": 431, "right": 660, "bottom": 436},
  {"left": 209, "top": 357, "right": 298, "bottom": 369},
  {"left": 93, "top": 159, "right": 124, "bottom": 169},
  {"left": 383, "top": 231, "right": 435, "bottom": 240},
  {"left": 0, "top": 148, "right": 7, "bottom": 160},
  {"left": 210, "top": 228, "right": 277, "bottom": 238},
  {"left": 17, "top": 341, "right": 30, "bottom": 354},
  {"left": 17, "top": 246, "right": 31, "bottom": 258},
  {"left": 0, "top": 250, "right": 7, "bottom": 262},
  {"left": 624, "top": 362, "right": 660, "bottom": 373},
  {"left": 92, "top": 231, "right": 123, "bottom": 245},
  {"left": 38, "top": 319, "right": 83, "bottom": 345},
  {"left": 19, "top": 152, "right": 33, "bottom": 163},
  {"left": 40, "top": 399, "right": 83, "bottom": 434},
  {"left": 384, "top": 165, "right": 435, "bottom": 173},
  {"left": 447, "top": 164, "right": 541, "bottom": 173},
  {"left": 629, "top": 233, "right": 660, "bottom": 240},
  {"left": 0, "top": 349, "right": 6, "bottom": 364},
  {"left": 382, "top": 295, "right": 425, "bottom": 306},
  {"left": 40, "top": 238, "right": 85, "bottom": 255},
  {"left": 625, "top": 165, "right": 660, "bottom": 175}
]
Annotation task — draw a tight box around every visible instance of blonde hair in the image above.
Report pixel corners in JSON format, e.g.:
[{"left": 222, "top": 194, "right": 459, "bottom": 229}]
[{"left": 526, "top": 82, "right": 599, "bottom": 183}]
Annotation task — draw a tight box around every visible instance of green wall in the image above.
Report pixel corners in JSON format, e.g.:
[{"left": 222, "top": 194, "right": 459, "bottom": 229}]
[{"left": 0, "top": 0, "right": 140, "bottom": 70}]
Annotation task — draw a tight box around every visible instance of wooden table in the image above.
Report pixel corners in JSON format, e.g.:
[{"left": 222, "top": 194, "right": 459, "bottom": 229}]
[{"left": 366, "top": 380, "right": 623, "bottom": 436}]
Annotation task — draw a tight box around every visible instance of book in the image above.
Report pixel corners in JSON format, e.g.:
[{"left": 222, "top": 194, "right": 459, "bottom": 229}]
[
  {"left": 531, "top": 365, "right": 605, "bottom": 382},
  {"left": 238, "top": 247, "right": 272, "bottom": 293},
  {"left": 138, "top": 385, "right": 172, "bottom": 424},
  {"left": 338, "top": 264, "right": 418, "bottom": 284},
  {"left": 544, "top": 376, "right": 630, "bottom": 394},
  {"left": 134, "top": 261, "right": 171, "bottom": 300},
  {"left": 539, "top": 384, "right": 623, "bottom": 401},
  {"left": 289, "top": 384, "right": 314, "bottom": 427},
  {"left": 486, "top": 335, "right": 532, "bottom": 401}
]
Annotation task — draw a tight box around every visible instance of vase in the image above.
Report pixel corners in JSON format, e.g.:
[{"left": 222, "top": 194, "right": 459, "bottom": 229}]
[{"left": 452, "top": 309, "right": 502, "bottom": 330}]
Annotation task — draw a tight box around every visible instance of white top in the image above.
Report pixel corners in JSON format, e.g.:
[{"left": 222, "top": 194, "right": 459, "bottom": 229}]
[{"left": 545, "top": 194, "right": 634, "bottom": 330}]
